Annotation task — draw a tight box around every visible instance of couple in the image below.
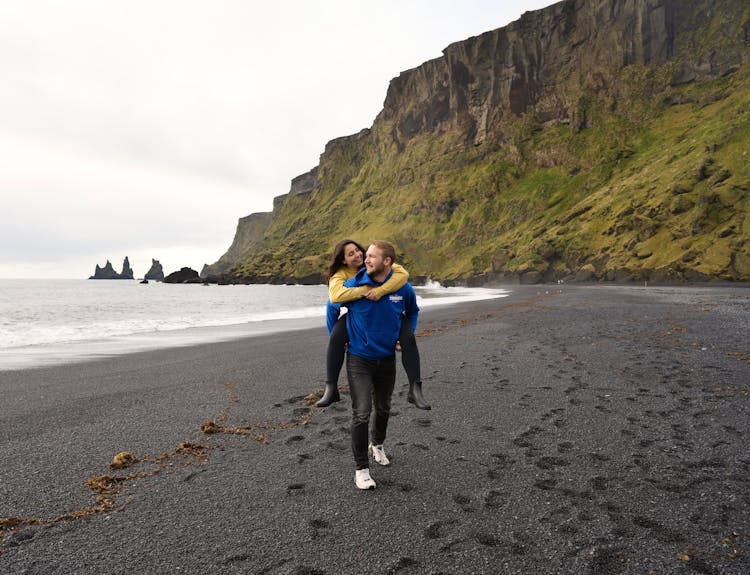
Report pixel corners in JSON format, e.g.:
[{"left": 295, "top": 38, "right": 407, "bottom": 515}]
[{"left": 318, "top": 239, "right": 429, "bottom": 490}]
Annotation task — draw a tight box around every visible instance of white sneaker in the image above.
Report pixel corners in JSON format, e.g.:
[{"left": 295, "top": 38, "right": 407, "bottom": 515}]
[
  {"left": 369, "top": 443, "right": 390, "bottom": 466},
  {"left": 355, "top": 468, "right": 376, "bottom": 490}
]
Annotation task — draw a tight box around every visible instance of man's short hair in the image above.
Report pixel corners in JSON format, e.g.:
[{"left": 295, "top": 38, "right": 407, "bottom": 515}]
[{"left": 369, "top": 240, "right": 396, "bottom": 264}]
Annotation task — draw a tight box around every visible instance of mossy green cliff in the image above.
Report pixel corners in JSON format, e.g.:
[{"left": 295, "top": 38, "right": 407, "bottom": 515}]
[{"left": 204, "top": 0, "right": 750, "bottom": 284}]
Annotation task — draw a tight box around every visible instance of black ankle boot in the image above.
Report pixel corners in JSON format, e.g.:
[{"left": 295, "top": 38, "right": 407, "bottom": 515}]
[
  {"left": 407, "top": 381, "right": 431, "bottom": 410},
  {"left": 315, "top": 384, "right": 340, "bottom": 407}
]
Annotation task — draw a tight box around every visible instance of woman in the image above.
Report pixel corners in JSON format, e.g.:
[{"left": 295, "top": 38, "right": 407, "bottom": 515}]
[{"left": 316, "top": 238, "right": 430, "bottom": 410}]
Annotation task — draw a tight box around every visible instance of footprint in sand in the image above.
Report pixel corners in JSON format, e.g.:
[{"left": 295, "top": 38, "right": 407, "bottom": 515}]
[
  {"left": 222, "top": 553, "right": 251, "bottom": 566},
  {"left": 388, "top": 557, "right": 420, "bottom": 573},
  {"left": 490, "top": 452, "right": 514, "bottom": 469},
  {"left": 376, "top": 478, "right": 414, "bottom": 492},
  {"left": 285, "top": 435, "right": 305, "bottom": 445},
  {"left": 183, "top": 469, "right": 206, "bottom": 482},
  {"left": 309, "top": 518, "right": 329, "bottom": 539},
  {"left": 557, "top": 442, "right": 574, "bottom": 454},
  {"left": 534, "top": 477, "right": 558, "bottom": 491},
  {"left": 513, "top": 425, "right": 543, "bottom": 448},
  {"left": 588, "top": 452, "right": 610, "bottom": 463},
  {"left": 484, "top": 489, "right": 507, "bottom": 509},
  {"left": 591, "top": 476, "right": 608, "bottom": 491},
  {"left": 424, "top": 519, "right": 459, "bottom": 539},
  {"left": 473, "top": 530, "right": 501, "bottom": 547},
  {"left": 632, "top": 515, "right": 684, "bottom": 542},
  {"left": 487, "top": 466, "right": 506, "bottom": 481},
  {"left": 453, "top": 493, "right": 475, "bottom": 512}
]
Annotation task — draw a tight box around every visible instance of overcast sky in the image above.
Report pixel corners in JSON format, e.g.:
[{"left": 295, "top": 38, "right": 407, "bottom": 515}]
[{"left": 0, "top": 0, "right": 556, "bottom": 279}]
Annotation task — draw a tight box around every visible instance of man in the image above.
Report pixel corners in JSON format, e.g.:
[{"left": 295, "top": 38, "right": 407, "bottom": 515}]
[{"left": 342, "top": 240, "right": 419, "bottom": 490}]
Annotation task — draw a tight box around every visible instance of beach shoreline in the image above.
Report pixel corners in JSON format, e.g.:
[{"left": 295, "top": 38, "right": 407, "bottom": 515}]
[
  {"left": 1, "top": 284, "right": 749, "bottom": 574},
  {"left": 0, "top": 282, "right": 510, "bottom": 372}
]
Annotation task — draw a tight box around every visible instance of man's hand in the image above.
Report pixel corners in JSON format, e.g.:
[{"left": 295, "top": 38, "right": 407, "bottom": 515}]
[
  {"left": 395, "top": 340, "right": 402, "bottom": 352},
  {"left": 365, "top": 289, "right": 381, "bottom": 301}
]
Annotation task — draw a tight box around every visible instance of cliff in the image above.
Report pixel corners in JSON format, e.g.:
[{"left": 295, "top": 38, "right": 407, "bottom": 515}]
[
  {"left": 208, "top": 0, "right": 750, "bottom": 284},
  {"left": 201, "top": 212, "right": 274, "bottom": 278}
]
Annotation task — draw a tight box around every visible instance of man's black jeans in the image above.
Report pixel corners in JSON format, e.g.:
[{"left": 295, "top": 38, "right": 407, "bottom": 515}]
[{"left": 346, "top": 354, "right": 396, "bottom": 470}]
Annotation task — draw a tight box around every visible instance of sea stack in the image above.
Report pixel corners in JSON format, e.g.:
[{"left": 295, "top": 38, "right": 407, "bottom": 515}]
[
  {"left": 163, "top": 267, "right": 201, "bottom": 284},
  {"left": 88, "top": 257, "right": 135, "bottom": 280},
  {"left": 144, "top": 259, "right": 165, "bottom": 281}
]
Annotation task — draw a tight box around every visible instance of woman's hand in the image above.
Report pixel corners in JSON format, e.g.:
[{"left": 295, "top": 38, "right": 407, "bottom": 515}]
[{"left": 365, "top": 290, "right": 381, "bottom": 301}]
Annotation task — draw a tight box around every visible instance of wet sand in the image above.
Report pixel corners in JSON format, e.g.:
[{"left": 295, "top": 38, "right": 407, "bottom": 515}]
[{"left": 1, "top": 284, "right": 749, "bottom": 574}]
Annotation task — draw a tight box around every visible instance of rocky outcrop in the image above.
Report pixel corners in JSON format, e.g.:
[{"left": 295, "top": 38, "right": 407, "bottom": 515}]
[
  {"left": 89, "top": 257, "right": 134, "bottom": 280},
  {"left": 120, "top": 257, "right": 134, "bottom": 279},
  {"left": 163, "top": 267, "right": 201, "bottom": 284},
  {"left": 144, "top": 259, "right": 165, "bottom": 281},
  {"left": 290, "top": 167, "right": 318, "bottom": 197},
  {"left": 89, "top": 260, "right": 118, "bottom": 279}
]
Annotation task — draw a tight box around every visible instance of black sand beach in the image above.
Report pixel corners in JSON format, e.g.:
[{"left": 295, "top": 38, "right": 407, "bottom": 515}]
[{"left": 1, "top": 285, "right": 749, "bottom": 575}]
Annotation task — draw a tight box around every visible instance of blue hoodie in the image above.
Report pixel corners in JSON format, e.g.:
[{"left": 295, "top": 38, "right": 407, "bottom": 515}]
[{"left": 341, "top": 267, "right": 419, "bottom": 360}]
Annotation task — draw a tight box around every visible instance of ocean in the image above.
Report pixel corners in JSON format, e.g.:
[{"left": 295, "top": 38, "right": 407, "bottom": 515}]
[{"left": 0, "top": 279, "right": 508, "bottom": 371}]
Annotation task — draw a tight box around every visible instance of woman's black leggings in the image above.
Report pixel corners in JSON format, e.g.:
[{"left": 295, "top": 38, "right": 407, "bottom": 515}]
[{"left": 326, "top": 315, "right": 421, "bottom": 385}]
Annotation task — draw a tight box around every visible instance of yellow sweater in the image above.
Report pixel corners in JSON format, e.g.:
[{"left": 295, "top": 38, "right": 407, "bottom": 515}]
[{"left": 328, "top": 263, "right": 409, "bottom": 304}]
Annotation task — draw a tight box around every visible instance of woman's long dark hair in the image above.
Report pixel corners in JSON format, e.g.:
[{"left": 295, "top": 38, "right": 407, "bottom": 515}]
[{"left": 327, "top": 239, "right": 366, "bottom": 282}]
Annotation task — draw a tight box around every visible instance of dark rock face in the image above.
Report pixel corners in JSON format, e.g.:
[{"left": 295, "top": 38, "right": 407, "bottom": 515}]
[
  {"left": 163, "top": 267, "right": 201, "bottom": 284},
  {"left": 144, "top": 259, "right": 165, "bottom": 281},
  {"left": 289, "top": 167, "right": 318, "bottom": 198},
  {"left": 380, "top": 0, "right": 749, "bottom": 148},
  {"left": 120, "top": 257, "right": 134, "bottom": 280},
  {"left": 89, "top": 257, "right": 134, "bottom": 280},
  {"left": 89, "top": 260, "right": 117, "bottom": 279}
]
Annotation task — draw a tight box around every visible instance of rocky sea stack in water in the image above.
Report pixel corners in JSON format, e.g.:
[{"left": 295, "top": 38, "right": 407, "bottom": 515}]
[
  {"left": 144, "top": 259, "right": 165, "bottom": 281},
  {"left": 89, "top": 257, "right": 134, "bottom": 280},
  {"left": 163, "top": 267, "right": 201, "bottom": 284}
]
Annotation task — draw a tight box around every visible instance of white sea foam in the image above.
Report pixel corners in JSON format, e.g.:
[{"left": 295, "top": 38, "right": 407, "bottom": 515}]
[{"left": 417, "top": 282, "right": 509, "bottom": 307}]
